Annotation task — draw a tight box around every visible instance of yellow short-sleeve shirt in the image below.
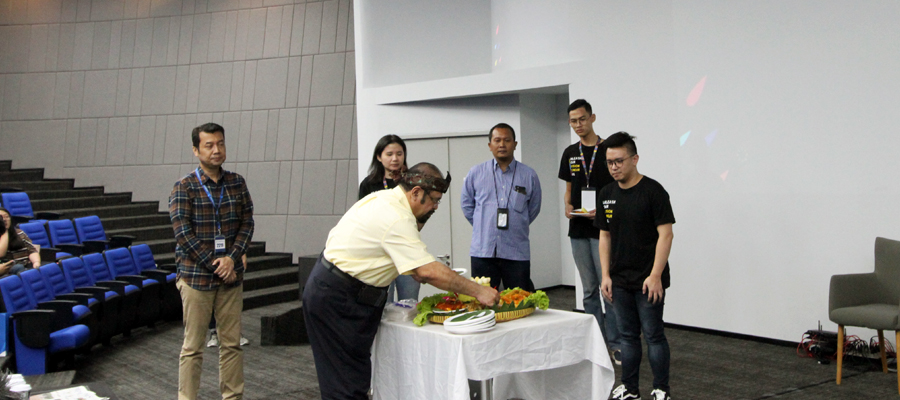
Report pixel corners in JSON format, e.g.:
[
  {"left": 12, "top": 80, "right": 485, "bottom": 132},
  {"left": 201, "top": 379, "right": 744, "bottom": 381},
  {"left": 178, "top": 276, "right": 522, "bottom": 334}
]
[{"left": 323, "top": 186, "right": 436, "bottom": 287}]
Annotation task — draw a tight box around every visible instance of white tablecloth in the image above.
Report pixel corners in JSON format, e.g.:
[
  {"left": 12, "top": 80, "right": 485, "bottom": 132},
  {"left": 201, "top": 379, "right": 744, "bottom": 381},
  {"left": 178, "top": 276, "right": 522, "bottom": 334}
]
[{"left": 372, "top": 309, "right": 614, "bottom": 400}]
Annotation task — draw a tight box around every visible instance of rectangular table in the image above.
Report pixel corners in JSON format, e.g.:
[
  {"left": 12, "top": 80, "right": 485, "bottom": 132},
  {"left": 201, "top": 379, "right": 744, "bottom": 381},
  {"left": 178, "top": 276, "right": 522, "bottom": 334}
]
[{"left": 372, "top": 309, "right": 614, "bottom": 400}]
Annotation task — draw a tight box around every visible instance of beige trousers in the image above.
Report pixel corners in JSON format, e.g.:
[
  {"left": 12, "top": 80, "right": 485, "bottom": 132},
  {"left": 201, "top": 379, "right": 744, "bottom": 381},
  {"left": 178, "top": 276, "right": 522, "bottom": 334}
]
[{"left": 177, "top": 279, "right": 244, "bottom": 400}]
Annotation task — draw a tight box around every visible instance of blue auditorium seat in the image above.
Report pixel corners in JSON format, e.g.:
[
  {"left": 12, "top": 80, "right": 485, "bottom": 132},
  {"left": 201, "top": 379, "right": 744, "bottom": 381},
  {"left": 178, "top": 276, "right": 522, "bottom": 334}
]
[
  {"left": 42, "top": 262, "right": 120, "bottom": 343},
  {"left": 130, "top": 244, "right": 180, "bottom": 320},
  {"left": 104, "top": 247, "right": 162, "bottom": 327},
  {"left": 1, "top": 192, "right": 62, "bottom": 225},
  {"left": 81, "top": 253, "right": 142, "bottom": 335},
  {"left": 18, "top": 269, "right": 98, "bottom": 347},
  {"left": 0, "top": 274, "right": 90, "bottom": 375},
  {"left": 18, "top": 221, "right": 71, "bottom": 261},
  {"left": 47, "top": 219, "right": 86, "bottom": 256},
  {"left": 73, "top": 215, "right": 135, "bottom": 254}
]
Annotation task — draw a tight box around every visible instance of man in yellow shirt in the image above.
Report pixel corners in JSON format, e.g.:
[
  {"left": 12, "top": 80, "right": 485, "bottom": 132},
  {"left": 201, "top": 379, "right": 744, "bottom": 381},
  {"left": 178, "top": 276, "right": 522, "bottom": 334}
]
[{"left": 302, "top": 162, "right": 500, "bottom": 400}]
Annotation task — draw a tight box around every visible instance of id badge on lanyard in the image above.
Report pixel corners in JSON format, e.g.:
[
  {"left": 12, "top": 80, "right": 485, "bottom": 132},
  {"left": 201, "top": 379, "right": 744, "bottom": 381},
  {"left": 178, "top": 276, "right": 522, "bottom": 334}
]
[
  {"left": 497, "top": 208, "right": 509, "bottom": 230},
  {"left": 214, "top": 235, "right": 226, "bottom": 254}
]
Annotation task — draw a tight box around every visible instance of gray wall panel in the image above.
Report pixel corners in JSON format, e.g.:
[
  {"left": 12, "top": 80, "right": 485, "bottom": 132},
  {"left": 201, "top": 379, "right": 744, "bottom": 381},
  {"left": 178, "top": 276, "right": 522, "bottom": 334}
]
[
  {"left": 287, "top": 160, "right": 303, "bottom": 213},
  {"left": 335, "top": 0, "right": 349, "bottom": 53},
  {"left": 136, "top": 115, "right": 156, "bottom": 164},
  {"left": 91, "top": 21, "right": 111, "bottom": 69},
  {"left": 56, "top": 23, "right": 76, "bottom": 71},
  {"left": 72, "top": 23, "right": 94, "bottom": 70},
  {"left": 292, "top": 107, "right": 308, "bottom": 160},
  {"left": 124, "top": 116, "right": 140, "bottom": 165},
  {"left": 304, "top": 106, "right": 323, "bottom": 160},
  {"left": 319, "top": 0, "right": 337, "bottom": 53},
  {"left": 82, "top": 70, "right": 118, "bottom": 117},
  {"left": 288, "top": 3, "right": 305, "bottom": 56},
  {"left": 331, "top": 105, "right": 352, "bottom": 159},
  {"left": 246, "top": 161, "right": 279, "bottom": 213},
  {"left": 284, "top": 56, "right": 301, "bottom": 108},
  {"left": 118, "top": 19, "right": 136, "bottom": 68},
  {"left": 166, "top": 17, "right": 180, "bottom": 64},
  {"left": 164, "top": 115, "right": 185, "bottom": 163},
  {"left": 46, "top": 24, "right": 61, "bottom": 71},
  {"left": 141, "top": 66, "right": 177, "bottom": 115},
  {"left": 190, "top": 13, "right": 210, "bottom": 64},
  {"left": 320, "top": 106, "right": 334, "bottom": 159},
  {"left": 53, "top": 72, "right": 70, "bottom": 118},
  {"left": 150, "top": 0, "right": 181, "bottom": 17},
  {"left": 108, "top": 21, "right": 121, "bottom": 68},
  {"left": 92, "top": 0, "right": 124, "bottom": 21},
  {"left": 76, "top": 0, "right": 92, "bottom": 21},
  {"left": 223, "top": 11, "right": 239, "bottom": 60},
  {"left": 236, "top": 110, "right": 252, "bottom": 161},
  {"left": 107, "top": 117, "right": 127, "bottom": 165},
  {"left": 198, "top": 62, "right": 234, "bottom": 112},
  {"left": 240, "top": 60, "right": 256, "bottom": 110},
  {"left": 300, "top": 1, "right": 321, "bottom": 55},
  {"left": 253, "top": 58, "right": 287, "bottom": 109},
  {"left": 341, "top": 51, "right": 354, "bottom": 104},
  {"left": 114, "top": 69, "right": 131, "bottom": 116},
  {"left": 262, "top": 6, "right": 282, "bottom": 59},
  {"left": 309, "top": 53, "right": 344, "bottom": 106},
  {"left": 126, "top": 67, "right": 143, "bottom": 112},
  {"left": 27, "top": 0, "right": 63, "bottom": 24},
  {"left": 208, "top": 12, "right": 227, "bottom": 62},
  {"left": 64, "top": 119, "right": 80, "bottom": 167},
  {"left": 299, "top": 160, "right": 336, "bottom": 215},
  {"left": 27, "top": 24, "right": 49, "bottom": 72},
  {"left": 177, "top": 15, "right": 193, "bottom": 64},
  {"left": 332, "top": 159, "right": 348, "bottom": 213},
  {"left": 153, "top": 114, "right": 166, "bottom": 163},
  {"left": 20, "top": 73, "right": 56, "bottom": 120},
  {"left": 275, "top": 108, "right": 296, "bottom": 160},
  {"left": 150, "top": 17, "right": 169, "bottom": 66},
  {"left": 77, "top": 118, "right": 97, "bottom": 166},
  {"left": 297, "top": 55, "right": 312, "bottom": 107},
  {"left": 245, "top": 8, "right": 266, "bottom": 60},
  {"left": 173, "top": 65, "right": 190, "bottom": 113},
  {"left": 248, "top": 109, "right": 268, "bottom": 161},
  {"left": 95, "top": 118, "right": 109, "bottom": 165},
  {"left": 264, "top": 109, "right": 278, "bottom": 160},
  {"left": 132, "top": 19, "right": 153, "bottom": 67},
  {"left": 233, "top": 10, "right": 250, "bottom": 61},
  {"left": 67, "top": 71, "right": 85, "bottom": 118},
  {"left": 275, "top": 160, "right": 291, "bottom": 213},
  {"left": 185, "top": 64, "right": 202, "bottom": 113},
  {"left": 229, "top": 61, "right": 245, "bottom": 110}
]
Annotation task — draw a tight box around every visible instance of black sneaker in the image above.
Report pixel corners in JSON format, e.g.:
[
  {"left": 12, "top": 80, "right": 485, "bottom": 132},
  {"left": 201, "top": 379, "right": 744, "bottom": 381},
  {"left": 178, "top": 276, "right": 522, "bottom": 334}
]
[
  {"left": 610, "top": 384, "right": 641, "bottom": 400},
  {"left": 650, "top": 388, "right": 671, "bottom": 400}
]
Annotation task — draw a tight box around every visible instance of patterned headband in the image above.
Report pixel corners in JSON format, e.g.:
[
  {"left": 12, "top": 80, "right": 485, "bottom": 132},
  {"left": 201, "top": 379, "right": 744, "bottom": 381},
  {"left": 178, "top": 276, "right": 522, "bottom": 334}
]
[{"left": 401, "top": 171, "right": 452, "bottom": 193}]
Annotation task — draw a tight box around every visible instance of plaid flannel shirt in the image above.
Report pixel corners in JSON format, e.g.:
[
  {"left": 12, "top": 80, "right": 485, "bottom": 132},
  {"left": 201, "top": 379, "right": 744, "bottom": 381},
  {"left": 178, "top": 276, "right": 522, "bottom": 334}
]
[{"left": 169, "top": 167, "right": 254, "bottom": 291}]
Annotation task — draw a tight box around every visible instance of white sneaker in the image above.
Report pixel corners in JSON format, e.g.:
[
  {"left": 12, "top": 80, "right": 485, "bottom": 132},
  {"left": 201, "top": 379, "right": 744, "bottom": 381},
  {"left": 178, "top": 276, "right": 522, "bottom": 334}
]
[
  {"left": 240, "top": 335, "right": 250, "bottom": 346},
  {"left": 650, "top": 388, "right": 671, "bottom": 400},
  {"left": 610, "top": 384, "right": 641, "bottom": 400},
  {"left": 206, "top": 331, "right": 219, "bottom": 347}
]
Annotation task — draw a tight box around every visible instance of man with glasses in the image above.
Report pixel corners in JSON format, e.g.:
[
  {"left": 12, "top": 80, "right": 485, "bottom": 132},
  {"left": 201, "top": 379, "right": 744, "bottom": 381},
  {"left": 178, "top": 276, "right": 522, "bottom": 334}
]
[
  {"left": 597, "top": 132, "right": 675, "bottom": 400},
  {"left": 558, "top": 99, "right": 622, "bottom": 363},
  {"left": 303, "top": 163, "right": 499, "bottom": 400},
  {"left": 461, "top": 123, "right": 542, "bottom": 292}
]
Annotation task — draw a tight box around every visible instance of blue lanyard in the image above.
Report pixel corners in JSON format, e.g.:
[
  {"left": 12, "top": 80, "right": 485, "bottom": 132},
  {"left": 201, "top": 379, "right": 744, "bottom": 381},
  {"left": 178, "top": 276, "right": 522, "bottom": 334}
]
[{"left": 195, "top": 168, "right": 225, "bottom": 235}]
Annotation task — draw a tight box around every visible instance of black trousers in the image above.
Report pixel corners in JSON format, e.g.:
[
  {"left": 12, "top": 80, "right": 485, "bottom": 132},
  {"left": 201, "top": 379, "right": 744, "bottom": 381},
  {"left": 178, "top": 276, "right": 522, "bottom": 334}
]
[{"left": 302, "top": 256, "right": 386, "bottom": 400}]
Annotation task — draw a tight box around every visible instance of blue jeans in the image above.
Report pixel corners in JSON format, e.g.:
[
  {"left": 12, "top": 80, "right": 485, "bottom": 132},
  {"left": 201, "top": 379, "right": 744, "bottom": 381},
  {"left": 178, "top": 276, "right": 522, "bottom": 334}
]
[
  {"left": 470, "top": 257, "right": 534, "bottom": 292},
  {"left": 570, "top": 238, "right": 621, "bottom": 351},
  {"left": 387, "top": 274, "right": 420, "bottom": 301},
  {"left": 612, "top": 285, "right": 670, "bottom": 393}
]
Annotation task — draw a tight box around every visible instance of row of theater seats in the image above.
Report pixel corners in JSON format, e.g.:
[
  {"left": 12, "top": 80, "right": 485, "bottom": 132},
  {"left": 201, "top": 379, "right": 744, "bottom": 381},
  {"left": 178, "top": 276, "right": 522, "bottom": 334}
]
[
  {"left": 0, "top": 191, "right": 62, "bottom": 225},
  {"left": 0, "top": 244, "right": 180, "bottom": 375},
  {"left": 19, "top": 215, "right": 135, "bottom": 260}
]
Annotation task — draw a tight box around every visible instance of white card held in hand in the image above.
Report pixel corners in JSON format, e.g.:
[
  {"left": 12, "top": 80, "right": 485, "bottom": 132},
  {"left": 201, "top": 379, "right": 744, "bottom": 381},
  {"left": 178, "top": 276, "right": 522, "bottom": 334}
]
[{"left": 580, "top": 187, "right": 596, "bottom": 212}]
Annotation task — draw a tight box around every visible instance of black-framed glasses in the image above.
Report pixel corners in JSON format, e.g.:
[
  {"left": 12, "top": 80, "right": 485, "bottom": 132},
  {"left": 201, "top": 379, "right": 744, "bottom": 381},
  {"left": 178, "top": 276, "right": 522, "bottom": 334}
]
[
  {"left": 425, "top": 192, "right": 442, "bottom": 205},
  {"left": 569, "top": 116, "right": 589, "bottom": 126},
  {"left": 606, "top": 154, "right": 635, "bottom": 168}
]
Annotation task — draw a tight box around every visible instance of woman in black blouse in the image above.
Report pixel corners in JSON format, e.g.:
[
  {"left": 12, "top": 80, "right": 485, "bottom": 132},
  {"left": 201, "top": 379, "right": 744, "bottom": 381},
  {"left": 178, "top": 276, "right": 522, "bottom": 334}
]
[
  {"left": 358, "top": 135, "right": 408, "bottom": 199},
  {"left": 358, "top": 134, "right": 420, "bottom": 301}
]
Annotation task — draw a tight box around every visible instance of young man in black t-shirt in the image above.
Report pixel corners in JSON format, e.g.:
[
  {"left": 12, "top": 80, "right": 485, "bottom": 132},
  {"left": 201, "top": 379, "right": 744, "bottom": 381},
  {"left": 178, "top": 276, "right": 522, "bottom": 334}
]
[
  {"left": 596, "top": 132, "right": 675, "bottom": 400},
  {"left": 558, "top": 99, "right": 621, "bottom": 359}
]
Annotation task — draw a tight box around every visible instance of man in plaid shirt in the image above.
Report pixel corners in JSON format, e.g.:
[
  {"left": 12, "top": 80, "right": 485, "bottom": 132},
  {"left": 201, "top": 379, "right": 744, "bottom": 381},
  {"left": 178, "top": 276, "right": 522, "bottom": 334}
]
[{"left": 170, "top": 122, "right": 254, "bottom": 400}]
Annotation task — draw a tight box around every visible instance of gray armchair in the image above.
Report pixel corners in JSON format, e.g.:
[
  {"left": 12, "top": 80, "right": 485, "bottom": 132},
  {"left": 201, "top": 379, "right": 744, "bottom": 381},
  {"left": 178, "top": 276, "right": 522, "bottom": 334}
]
[{"left": 829, "top": 236, "right": 900, "bottom": 394}]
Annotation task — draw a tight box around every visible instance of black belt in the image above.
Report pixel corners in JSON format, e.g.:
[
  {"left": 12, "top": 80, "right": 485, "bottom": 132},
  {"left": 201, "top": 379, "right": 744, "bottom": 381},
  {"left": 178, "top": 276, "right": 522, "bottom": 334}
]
[{"left": 321, "top": 256, "right": 388, "bottom": 307}]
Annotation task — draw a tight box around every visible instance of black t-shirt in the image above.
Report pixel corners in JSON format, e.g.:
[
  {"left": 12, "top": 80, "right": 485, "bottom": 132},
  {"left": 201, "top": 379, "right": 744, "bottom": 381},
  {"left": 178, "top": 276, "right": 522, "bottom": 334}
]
[
  {"left": 558, "top": 142, "right": 614, "bottom": 238},
  {"left": 594, "top": 176, "right": 675, "bottom": 290},
  {"left": 358, "top": 175, "right": 397, "bottom": 200}
]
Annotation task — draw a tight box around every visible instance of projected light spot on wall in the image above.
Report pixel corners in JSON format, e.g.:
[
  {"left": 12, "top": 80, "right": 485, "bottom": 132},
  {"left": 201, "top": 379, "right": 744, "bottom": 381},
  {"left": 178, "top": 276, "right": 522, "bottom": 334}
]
[
  {"left": 680, "top": 131, "right": 691, "bottom": 146},
  {"left": 705, "top": 130, "right": 717, "bottom": 146},
  {"left": 686, "top": 76, "right": 707, "bottom": 106},
  {"left": 720, "top": 170, "right": 729, "bottom": 181}
]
